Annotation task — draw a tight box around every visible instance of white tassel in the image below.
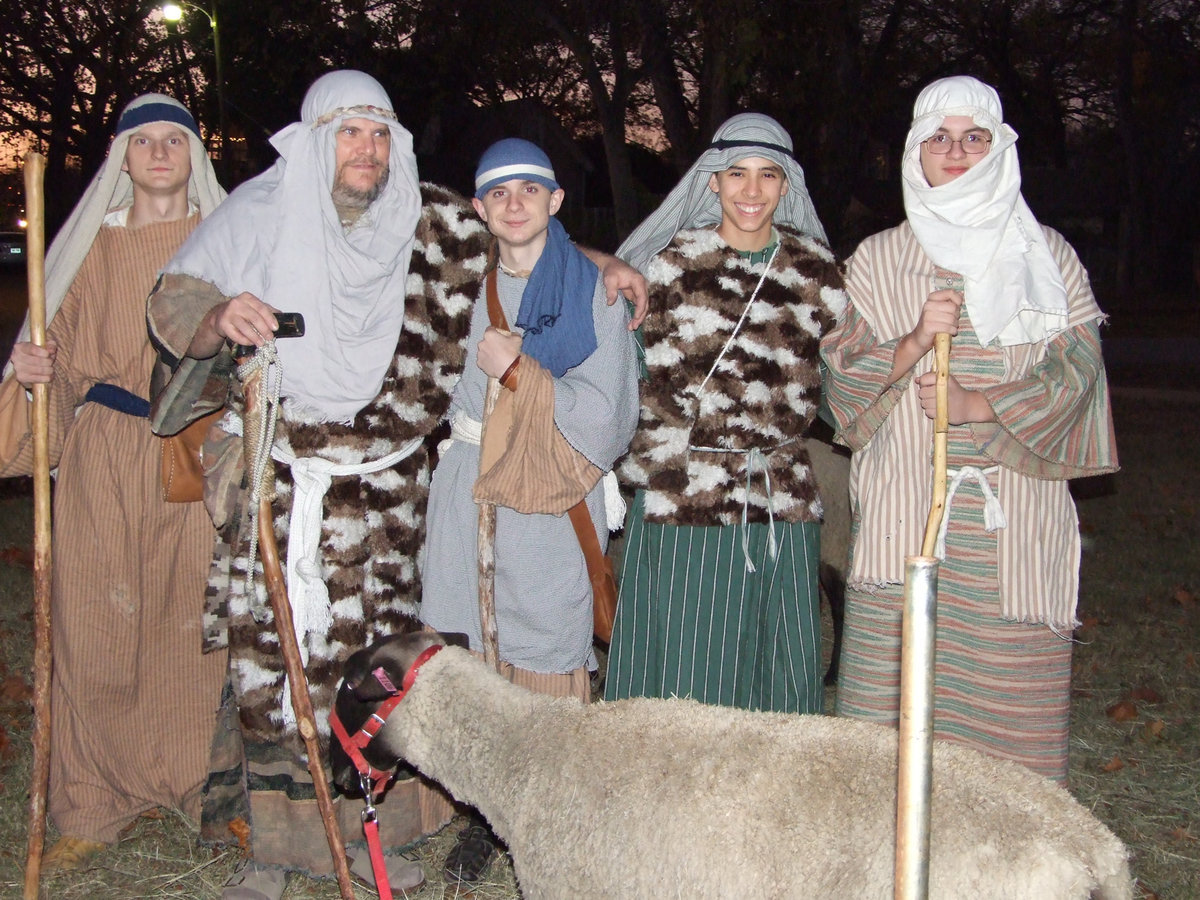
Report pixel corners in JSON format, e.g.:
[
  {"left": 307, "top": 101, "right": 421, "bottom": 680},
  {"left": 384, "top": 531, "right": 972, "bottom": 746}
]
[{"left": 935, "top": 466, "right": 1006, "bottom": 560}]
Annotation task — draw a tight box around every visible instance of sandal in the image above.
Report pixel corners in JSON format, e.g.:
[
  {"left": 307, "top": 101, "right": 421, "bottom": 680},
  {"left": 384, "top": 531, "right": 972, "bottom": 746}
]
[
  {"left": 349, "top": 850, "right": 425, "bottom": 893},
  {"left": 222, "top": 861, "right": 288, "bottom": 900},
  {"left": 443, "top": 822, "right": 498, "bottom": 884}
]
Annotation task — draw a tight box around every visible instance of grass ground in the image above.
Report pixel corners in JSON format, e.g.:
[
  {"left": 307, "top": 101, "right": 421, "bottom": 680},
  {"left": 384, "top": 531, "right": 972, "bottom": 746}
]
[{"left": 0, "top": 263, "right": 1195, "bottom": 897}]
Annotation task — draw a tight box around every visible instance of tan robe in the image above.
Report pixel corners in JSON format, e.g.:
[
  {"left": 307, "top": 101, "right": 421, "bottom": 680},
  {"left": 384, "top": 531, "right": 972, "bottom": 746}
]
[{"left": 0, "top": 216, "right": 226, "bottom": 842}]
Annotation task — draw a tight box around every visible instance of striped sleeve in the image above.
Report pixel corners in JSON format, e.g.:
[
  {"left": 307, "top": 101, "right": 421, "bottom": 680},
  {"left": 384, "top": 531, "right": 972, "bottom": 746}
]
[
  {"left": 970, "top": 232, "right": 1118, "bottom": 480},
  {"left": 820, "top": 245, "right": 911, "bottom": 453}
]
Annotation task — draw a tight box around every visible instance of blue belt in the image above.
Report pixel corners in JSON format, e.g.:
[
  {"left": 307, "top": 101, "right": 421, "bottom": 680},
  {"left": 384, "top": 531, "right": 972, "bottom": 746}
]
[{"left": 84, "top": 383, "right": 150, "bottom": 418}]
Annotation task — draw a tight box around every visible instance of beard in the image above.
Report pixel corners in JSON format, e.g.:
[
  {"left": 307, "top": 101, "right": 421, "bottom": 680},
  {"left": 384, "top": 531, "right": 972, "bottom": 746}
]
[{"left": 331, "top": 161, "right": 390, "bottom": 209}]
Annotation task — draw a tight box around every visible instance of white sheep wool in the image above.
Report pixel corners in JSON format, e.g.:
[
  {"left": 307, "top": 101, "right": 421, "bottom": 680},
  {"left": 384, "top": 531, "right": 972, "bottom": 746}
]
[
  {"left": 617, "top": 112, "right": 828, "bottom": 272},
  {"left": 901, "top": 75, "right": 1072, "bottom": 348},
  {"left": 164, "top": 70, "right": 422, "bottom": 423},
  {"left": 6, "top": 93, "right": 225, "bottom": 377}
]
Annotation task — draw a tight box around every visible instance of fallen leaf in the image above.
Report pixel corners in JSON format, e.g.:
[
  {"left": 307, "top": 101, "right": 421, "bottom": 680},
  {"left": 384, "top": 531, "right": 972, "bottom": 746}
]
[
  {"left": 228, "top": 816, "right": 252, "bottom": 854},
  {"left": 1080, "top": 615, "right": 1100, "bottom": 630},
  {"left": 1172, "top": 587, "right": 1194, "bottom": 607},
  {"left": 1101, "top": 756, "right": 1125, "bottom": 772},
  {"left": 1144, "top": 719, "right": 1166, "bottom": 739},
  {"left": 1131, "top": 686, "right": 1163, "bottom": 704},
  {"left": 1135, "top": 882, "right": 1159, "bottom": 900},
  {"left": 0, "top": 676, "right": 32, "bottom": 703},
  {"left": 1170, "top": 827, "right": 1196, "bottom": 843},
  {"left": 1106, "top": 699, "right": 1138, "bottom": 722}
]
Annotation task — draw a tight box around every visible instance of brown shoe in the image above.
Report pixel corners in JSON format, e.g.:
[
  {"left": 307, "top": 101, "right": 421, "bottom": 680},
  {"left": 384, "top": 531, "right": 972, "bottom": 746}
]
[{"left": 42, "top": 836, "right": 108, "bottom": 872}]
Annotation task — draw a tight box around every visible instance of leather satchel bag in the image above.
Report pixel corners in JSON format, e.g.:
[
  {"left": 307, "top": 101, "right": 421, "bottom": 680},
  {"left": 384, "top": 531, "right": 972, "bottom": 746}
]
[{"left": 160, "top": 409, "right": 223, "bottom": 503}]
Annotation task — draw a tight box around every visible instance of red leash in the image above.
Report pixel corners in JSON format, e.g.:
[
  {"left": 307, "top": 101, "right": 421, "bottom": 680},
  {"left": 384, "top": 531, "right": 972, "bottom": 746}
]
[{"left": 329, "top": 644, "right": 442, "bottom": 899}]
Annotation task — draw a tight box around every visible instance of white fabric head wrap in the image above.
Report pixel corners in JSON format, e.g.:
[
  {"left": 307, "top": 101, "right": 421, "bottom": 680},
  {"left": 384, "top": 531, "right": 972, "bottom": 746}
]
[
  {"left": 617, "top": 112, "right": 828, "bottom": 272},
  {"left": 164, "top": 70, "right": 422, "bottom": 423},
  {"left": 6, "top": 93, "right": 225, "bottom": 376},
  {"left": 902, "top": 75, "right": 1069, "bottom": 347}
]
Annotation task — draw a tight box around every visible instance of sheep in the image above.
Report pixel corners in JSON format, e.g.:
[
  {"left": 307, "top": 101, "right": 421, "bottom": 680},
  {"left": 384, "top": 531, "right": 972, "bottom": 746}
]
[{"left": 332, "top": 631, "right": 1133, "bottom": 900}]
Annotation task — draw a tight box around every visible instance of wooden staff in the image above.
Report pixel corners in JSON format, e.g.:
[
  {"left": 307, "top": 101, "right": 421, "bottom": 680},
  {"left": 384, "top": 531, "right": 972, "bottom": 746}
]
[
  {"left": 476, "top": 376, "right": 502, "bottom": 671},
  {"left": 895, "top": 330, "right": 951, "bottom": 900},
  {"left": 256, "top": 497, "right": 354, "bottom": 899},
  {"left": 240, "top": 364, "right": 353, "bottom": 899},
  {"left": 22, "top": 151, "right": 52, "bottom": 900}
]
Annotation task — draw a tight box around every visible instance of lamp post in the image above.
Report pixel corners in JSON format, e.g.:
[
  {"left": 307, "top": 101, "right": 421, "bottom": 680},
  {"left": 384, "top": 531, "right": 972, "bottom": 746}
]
[{"left": 162, "top": 0, "right": 228, "bottom": 180}]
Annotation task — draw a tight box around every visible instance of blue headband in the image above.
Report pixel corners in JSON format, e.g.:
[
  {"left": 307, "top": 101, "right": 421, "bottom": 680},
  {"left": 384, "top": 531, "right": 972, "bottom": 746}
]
[
  {"left": 117, "top": 102, "right": 201, "bottom": 139},
  {"left": 474, "top": 138, "right": 559, "bottom": 199}
]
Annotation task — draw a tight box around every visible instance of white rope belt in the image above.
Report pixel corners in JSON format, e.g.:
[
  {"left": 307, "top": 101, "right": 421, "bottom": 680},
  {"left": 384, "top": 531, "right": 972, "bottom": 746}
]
[
  {"left": 934, "top": 464, "right": 1008, "bottom": 560},
  {"left": 689, "top": 440, "right": 794, "bottom": 573},
  {"left": 226, "top": 413, "right": 422, "bottom": 726},
  {"left": 442, "top": 409, "right": 625, "bottom": 530}
]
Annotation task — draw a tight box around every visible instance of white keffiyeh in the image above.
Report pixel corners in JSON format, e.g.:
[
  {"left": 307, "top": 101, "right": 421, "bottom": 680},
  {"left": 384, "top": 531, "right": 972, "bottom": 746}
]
[
  {"left": 901, "top": 76, "right": 1070, "bottom": 348},
  {"left": 164, "top": 70, "right": 422, "bottom": 423}
]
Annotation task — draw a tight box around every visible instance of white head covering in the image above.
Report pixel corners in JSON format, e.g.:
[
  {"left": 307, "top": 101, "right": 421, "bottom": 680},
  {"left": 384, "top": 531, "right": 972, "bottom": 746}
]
[
  {"left": 6, "top": 93, "right": 225, "bottom": 376},
  {"left": 618, "top": 112, "right": 828, "bottom": 272},
  {"left": 902, "top": 75, "right": 1069, "bottom": 347},
  {"left": 164, "top": 70, "right": 422, "bottom": 423}
]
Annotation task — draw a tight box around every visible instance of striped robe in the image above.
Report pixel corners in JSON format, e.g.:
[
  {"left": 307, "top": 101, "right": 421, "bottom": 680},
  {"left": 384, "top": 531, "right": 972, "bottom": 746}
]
[
  {"left": 0, "top": 216, "right": 226, "bottom": 843},
  {"left": 820, "top": 221, "right": 1118, "bottom": 781},
  {"left": 606, "top": 226, "right": 848, "bottom": 714}
]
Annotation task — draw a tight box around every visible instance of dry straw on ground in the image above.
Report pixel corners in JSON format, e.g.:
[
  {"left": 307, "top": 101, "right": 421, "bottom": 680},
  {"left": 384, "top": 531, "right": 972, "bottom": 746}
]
[{"left": 0, "top": 388, "right": 1195, "bottom": 899}]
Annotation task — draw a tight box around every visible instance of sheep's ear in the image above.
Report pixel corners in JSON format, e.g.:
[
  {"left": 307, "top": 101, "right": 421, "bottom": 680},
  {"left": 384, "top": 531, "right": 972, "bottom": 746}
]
[{"left": 441, "top": 631, "right": 470, "bottom": 650}]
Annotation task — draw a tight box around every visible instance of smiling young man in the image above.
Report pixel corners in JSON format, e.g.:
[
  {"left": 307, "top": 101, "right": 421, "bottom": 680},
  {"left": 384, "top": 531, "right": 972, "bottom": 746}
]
[
  {"left": 604, "top": 114, "right": 848, "bottom": 718},
  {"left": 0, "top": 94, "right": 226, "bottom": 872},
  {"left": 419, "top": 138, "right": 638, "bottom": 884}
]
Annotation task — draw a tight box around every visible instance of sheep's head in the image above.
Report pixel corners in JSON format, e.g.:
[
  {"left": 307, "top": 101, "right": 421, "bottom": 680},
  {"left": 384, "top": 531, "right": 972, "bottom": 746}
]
[{"left": 329, "top": 630, "right": 468, "bottom": 796}]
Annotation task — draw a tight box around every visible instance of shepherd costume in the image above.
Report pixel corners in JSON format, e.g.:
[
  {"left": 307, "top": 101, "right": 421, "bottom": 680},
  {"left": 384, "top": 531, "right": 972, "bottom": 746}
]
[
  {"left": 820, "top": 76, "right": 1118, "bottom": 781},
  {"left": 0, "top": 94, "right": 226, "bottom": 845},
  {"left": 605, "top": 114, "right": 847, "bottom": 714},
  {"left": 147, "top": 71, "right": 488, "bottom": 874},
  {"left": 420, "top": 138, "right": 639, "bottom": 682}
]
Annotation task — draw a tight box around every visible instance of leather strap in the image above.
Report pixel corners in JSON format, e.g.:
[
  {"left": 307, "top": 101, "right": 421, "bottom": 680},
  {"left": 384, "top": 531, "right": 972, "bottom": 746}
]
[
  {"left": 486, "top": 268, "right": 508, "bottom": 330},
  {"left": 567, "top": 500, "right": 607, "bottom": 583},
  {"left": 486, "top": 269, "right": 607, "bottom": 590}
]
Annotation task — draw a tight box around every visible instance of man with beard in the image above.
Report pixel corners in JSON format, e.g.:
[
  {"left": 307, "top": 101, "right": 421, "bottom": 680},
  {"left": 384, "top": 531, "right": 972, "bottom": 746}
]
[{"left": 147, "top": 70, "right": 645, "bottom": 899}]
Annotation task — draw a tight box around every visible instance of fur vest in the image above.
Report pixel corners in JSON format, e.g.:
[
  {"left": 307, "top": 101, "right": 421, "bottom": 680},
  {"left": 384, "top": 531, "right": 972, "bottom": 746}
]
[
  {"left": 621, "top": 225, "right": 847, "bottom": 526},
  {"left": 207, "top": 183, "right": 491, "bottom": 742}
]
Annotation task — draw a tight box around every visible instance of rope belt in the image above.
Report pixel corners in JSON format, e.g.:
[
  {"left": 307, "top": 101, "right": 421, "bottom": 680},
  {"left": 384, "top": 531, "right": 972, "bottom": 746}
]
[
  {"left": 83, "top": 382, "right": 149, "bottom": 417},
  {"left": 441, "top": 409, "right": 625, "bottom": 529},
  {"left": 226, "top": 409, "right": 424, "bottom": 727},
  {"left": 934, "top": 464, "right": 1008, "bottom": 560},
  {"left": 688, "top": 439, "right": 794, "bottom": 573}
]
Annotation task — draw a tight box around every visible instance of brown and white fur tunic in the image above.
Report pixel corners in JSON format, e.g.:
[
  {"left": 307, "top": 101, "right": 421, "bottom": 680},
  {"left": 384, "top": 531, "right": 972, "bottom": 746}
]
[{"left": 621, "top": 225, "right": 847, "bottom": 526}]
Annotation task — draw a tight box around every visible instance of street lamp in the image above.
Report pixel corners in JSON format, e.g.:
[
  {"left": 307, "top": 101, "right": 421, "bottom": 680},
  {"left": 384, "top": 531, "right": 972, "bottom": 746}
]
[{"left": 162, "top": 0, "right": 228, "bottom": 180}]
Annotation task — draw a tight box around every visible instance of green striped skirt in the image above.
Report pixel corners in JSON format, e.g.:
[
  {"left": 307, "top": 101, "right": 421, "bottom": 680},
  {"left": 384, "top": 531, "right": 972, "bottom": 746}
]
[{"left": 605, "top": 490, "right": 823, "bottom": 714}]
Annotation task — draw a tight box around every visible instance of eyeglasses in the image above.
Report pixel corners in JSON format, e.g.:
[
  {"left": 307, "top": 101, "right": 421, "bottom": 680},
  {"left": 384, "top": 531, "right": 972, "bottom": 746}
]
[{"left": 923, "top": 133, "right": 992, "bottom": 155}]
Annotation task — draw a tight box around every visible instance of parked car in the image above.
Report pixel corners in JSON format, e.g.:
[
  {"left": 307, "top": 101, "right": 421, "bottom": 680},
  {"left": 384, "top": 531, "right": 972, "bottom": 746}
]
[{"left": 0, "top": 232, "right": 26, "bottom": 265}]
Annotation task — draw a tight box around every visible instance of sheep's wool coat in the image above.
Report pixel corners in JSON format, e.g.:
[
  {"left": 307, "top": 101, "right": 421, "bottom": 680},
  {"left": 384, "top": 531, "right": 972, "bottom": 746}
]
[
  {"left": 621, "top": 225, "right": 847, "bottom": 525},
  {"left": 378, "top": 645, "right": 1134, "bottom": 900},
  {"left": 153, "top": 184, "right": 488, "bottom": 745}
]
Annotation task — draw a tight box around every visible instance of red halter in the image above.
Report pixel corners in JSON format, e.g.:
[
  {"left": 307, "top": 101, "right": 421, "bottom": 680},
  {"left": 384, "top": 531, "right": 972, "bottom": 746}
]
[
  {"left": 328, "top": 643, "right": 442, "bottom": 900},
  {"left": 329, "top": 644, "right": 443, "bottom": 801}
]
